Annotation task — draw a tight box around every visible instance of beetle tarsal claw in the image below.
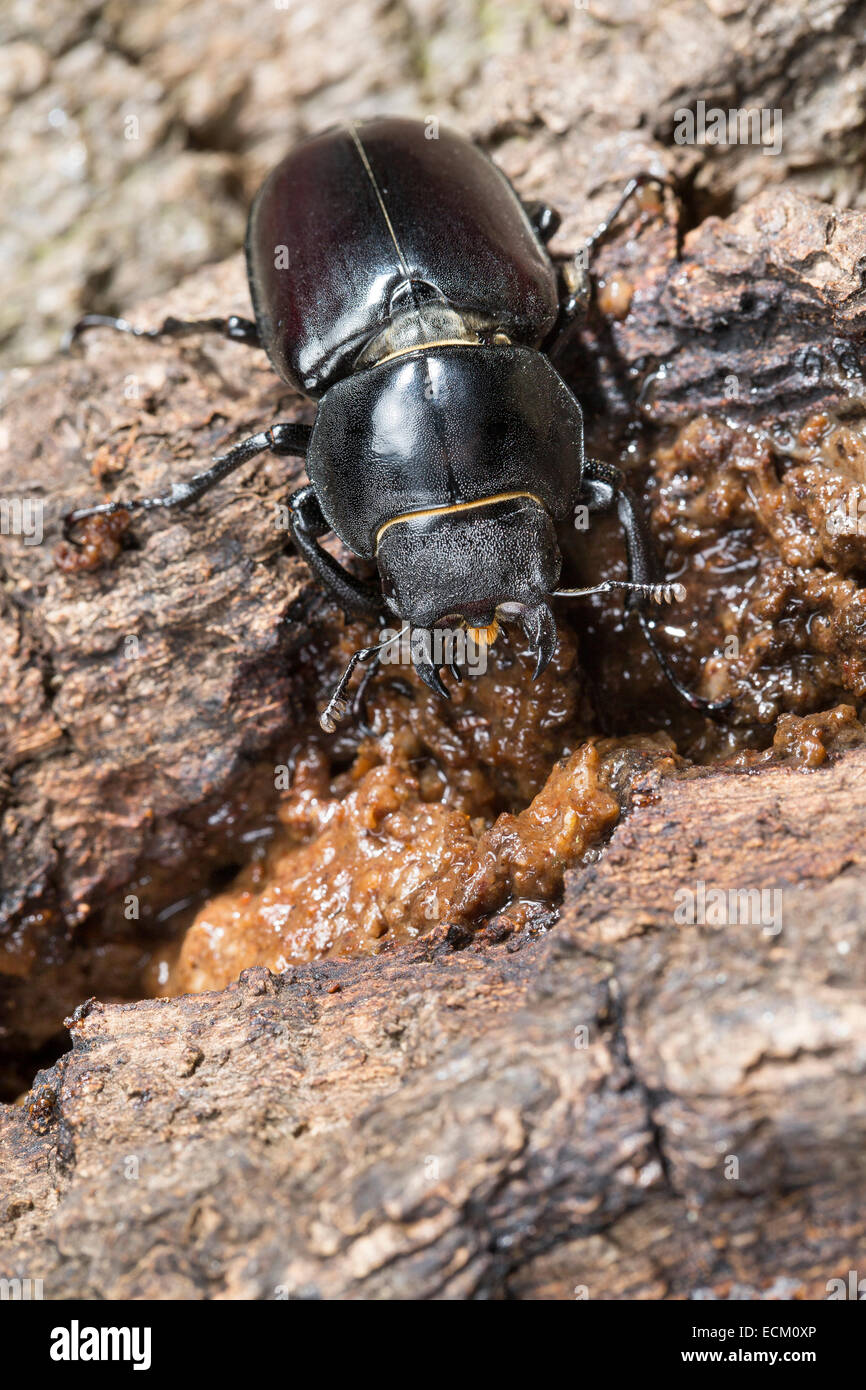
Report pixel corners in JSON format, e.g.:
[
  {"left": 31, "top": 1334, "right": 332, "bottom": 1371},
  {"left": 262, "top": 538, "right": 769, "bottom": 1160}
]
[
  {"left": 519, "top": 601, "right": 557, "bottom": 679},
  {"left": 411, "top": 628, "right": 451, "bottom": 700}
]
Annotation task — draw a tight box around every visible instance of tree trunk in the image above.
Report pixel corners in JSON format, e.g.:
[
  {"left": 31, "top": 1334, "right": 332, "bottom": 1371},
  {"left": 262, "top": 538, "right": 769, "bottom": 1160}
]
[{"left": 2, "top": 0, "right": 866, "bottom": 1299}]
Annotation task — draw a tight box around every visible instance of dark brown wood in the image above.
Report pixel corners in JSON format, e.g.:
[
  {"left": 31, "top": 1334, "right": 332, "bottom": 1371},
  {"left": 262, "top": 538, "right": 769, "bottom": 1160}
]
[{"left": 2, "top": 745, "right": 864, "bottom": 1298}]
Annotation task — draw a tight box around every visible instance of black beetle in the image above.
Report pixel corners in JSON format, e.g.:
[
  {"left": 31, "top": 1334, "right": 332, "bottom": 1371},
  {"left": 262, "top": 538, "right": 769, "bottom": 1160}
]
[{"left": 64, "top": 116, "right": 727, "bottom": 730}]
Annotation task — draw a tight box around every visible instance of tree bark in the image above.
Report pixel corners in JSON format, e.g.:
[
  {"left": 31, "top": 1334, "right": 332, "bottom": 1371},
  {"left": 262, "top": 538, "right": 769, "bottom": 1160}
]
[
  {"left": 2, "top": 745, "right": 865, "bottom": 1299},
  {"left": 2, "top": 0, "right": 866, "bottom": 1299}
]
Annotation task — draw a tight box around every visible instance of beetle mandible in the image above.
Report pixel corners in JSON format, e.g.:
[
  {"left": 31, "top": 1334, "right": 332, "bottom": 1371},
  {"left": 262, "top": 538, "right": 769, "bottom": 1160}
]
[{"left": 64, "top": 117, "right": 728, "bottom": 730}]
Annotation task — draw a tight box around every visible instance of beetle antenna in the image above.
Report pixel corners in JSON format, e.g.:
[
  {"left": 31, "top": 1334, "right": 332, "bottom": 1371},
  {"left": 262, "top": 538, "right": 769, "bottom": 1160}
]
[
  {"left": 319, "top": 625, "right": 408, "bottom": 733},
  {"left": 554, "top": 580, "right": 686, "bottom": 604}
]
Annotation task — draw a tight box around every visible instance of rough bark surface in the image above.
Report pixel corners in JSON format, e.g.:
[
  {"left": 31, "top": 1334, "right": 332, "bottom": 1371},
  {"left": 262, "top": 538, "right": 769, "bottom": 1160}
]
[
  {"left": 2, "top": 747, "right": 864, "bottom": 1299},
  {"left": 2, "top": 0, "right": 866, "bottom": 1298}
]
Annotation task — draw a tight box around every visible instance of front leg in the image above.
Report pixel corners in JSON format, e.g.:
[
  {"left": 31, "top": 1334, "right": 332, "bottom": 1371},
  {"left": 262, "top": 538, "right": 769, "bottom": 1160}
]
[
  {"left": 577, "top": 459, "right": 730, "bottom": 716},
  {"left": 288, "top": 485, "right": 383, "bottom": 619},
  {"left": 581, "top": 458, "right": 658, "bottom": 588}
]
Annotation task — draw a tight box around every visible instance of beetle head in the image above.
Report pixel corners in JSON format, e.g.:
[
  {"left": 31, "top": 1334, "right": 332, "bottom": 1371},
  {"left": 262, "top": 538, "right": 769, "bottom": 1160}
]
[{"left": 376, "top": 494, "right": 561, "bottom": 695}]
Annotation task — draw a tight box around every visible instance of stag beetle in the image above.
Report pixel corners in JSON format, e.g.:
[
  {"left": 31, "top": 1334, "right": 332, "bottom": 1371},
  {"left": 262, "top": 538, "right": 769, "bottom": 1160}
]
[{"left": 65, "top": 116, "right": 728, "bottom": 730}]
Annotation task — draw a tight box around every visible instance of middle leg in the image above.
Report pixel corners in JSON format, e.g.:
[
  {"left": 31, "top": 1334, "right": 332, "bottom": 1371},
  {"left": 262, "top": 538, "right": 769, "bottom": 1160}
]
[{"left": 64, "top": 421, "right": 311, "bottom": 540}]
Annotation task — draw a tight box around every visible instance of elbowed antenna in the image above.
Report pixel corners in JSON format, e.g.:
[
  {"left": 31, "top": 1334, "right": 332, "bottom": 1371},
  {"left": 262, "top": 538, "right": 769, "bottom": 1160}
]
[
  {"left": 554, "top": 580, "right": 686, "bottom": 604},
  {"left": 318, "top": 604, "right": 560, "bottom": 733}
]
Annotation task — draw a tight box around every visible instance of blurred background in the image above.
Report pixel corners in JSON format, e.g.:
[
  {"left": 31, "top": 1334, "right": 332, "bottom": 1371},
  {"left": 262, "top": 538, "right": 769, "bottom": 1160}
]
[{"left": 2, "top": 0, "right": 864, "bottom": 371}]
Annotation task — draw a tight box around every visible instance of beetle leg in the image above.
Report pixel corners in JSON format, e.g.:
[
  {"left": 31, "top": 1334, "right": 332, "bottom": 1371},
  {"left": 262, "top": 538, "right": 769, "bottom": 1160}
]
[
  {"left": 584, "top": 174, "right": 671, "bottom": 258},
  {"left": 63, "top": 422, "right": 311, "bottom": 542},
  {"left": 547, "top": 258, "right": 592, "bottom": 342},
  {"left": 289, "top": 485, "right": 383, "bottom": 619},
  {"left": 577, "top": 459, "right": 731, "bottom": 717},
  {"left": 522, "top": 200, "right": 562, "bottom": 245},
  {"left": 63, "top": 313, "right": 262, "bottom": 353},
  {"left": 547, "top": 173, "right": 674, "bottom": 349}
]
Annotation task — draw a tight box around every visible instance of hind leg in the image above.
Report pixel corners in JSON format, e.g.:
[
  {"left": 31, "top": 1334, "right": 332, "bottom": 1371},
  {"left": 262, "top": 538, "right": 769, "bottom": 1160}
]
[{"left": 63, "top": 313, "right": 261, "bottom": 353}]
